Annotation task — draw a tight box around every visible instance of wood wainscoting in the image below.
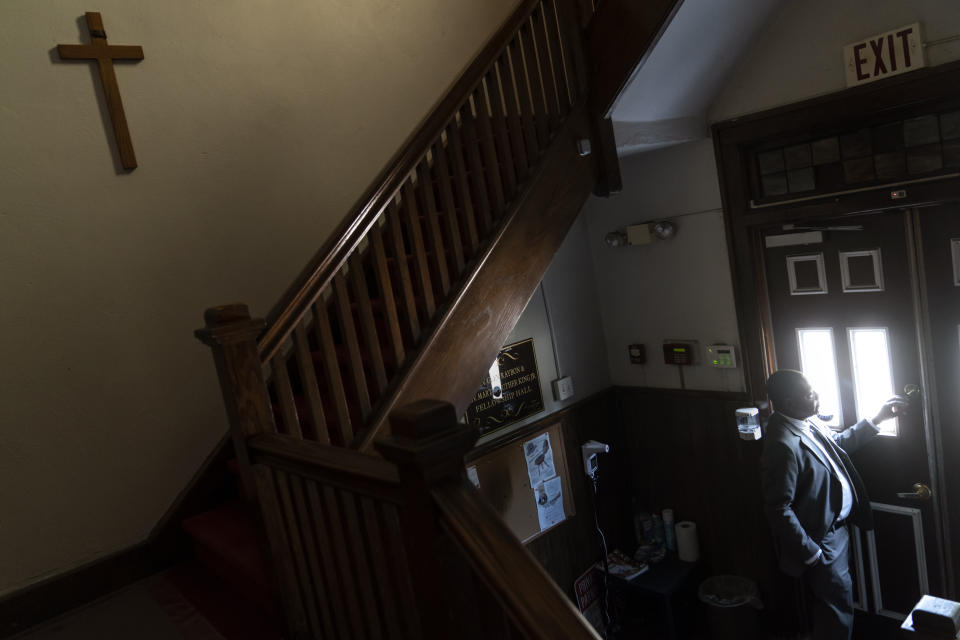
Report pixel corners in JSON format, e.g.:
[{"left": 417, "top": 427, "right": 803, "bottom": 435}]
[
  {"left": 614, "top": 385, "right": 805, "bottom": 636},
  {"left": 471, "top": 385, "right": 807, "bottom": 635}
]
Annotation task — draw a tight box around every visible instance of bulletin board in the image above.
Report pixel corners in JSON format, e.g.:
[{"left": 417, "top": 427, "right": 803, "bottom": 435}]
[{"left": 466, "top": 422, "right": 575, "bottom": 544}]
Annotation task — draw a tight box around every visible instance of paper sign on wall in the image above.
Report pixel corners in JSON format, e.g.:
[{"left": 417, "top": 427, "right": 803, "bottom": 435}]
[
  {"left": 523, "top": 432, "right": 564, "bottom": 532},
  {"left": 466, "top": 465, "right": 480, "bottom": 488},
  {"left": 523, "top": 432, "right": 556, "bottom": 487},
  {"left": 535, "top": 475, "right": 565, "bottom": 530}
]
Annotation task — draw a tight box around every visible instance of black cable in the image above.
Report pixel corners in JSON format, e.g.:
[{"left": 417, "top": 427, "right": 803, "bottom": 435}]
[{"left": 591, "top": 471, "right": 613, "bottom": 639}]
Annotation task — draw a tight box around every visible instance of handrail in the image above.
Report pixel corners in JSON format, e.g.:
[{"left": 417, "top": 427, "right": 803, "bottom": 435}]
[
  {"left": 248, "top": 432, "right": 400, "bottom": 485},
  {"left": 432, "top": 478, "right": 602, "bottom": 639},
  {"left": 258, "top": 0, "right": 565, "bottom": 362}
]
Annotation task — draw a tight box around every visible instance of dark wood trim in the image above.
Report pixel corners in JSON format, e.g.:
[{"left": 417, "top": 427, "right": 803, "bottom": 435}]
[
  {"left": 432, "top": 479, "right": 602, "bottom": 640},
  {"left": 466, "top": 387, "right": 617, "bottom": 461},
  {"left": 590, "top": 116, "right": 621, "bottom": 196},
  {"left": 614, "top": 385, "right": 749, "bottom": 401},
  {"left": 713, "top": 61, "right": 960, "bottom": 401},
  {"left": 249, "top": 433, "right": 400, "bottom": 485},
  {"left": 0, "top": 541, "right": 160, "bottom": 639},
  {"left": 586, "top": 0, "right": 681, "bottom": 118}
]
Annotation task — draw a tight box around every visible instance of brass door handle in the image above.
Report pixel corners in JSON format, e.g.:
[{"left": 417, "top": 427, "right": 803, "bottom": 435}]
[{"left": 896, "top": 483, "right": 932, "bottom": 500}]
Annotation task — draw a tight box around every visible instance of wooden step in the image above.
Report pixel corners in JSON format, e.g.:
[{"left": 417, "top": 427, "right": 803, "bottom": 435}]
[
  {"left": 162, "top": 562, "right": 283, "bottom": 640},
  {"left": 181, "top": 502, "right": 276, "bottom": 617}
]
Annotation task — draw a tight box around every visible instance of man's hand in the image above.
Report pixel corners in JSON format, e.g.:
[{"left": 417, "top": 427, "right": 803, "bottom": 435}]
[{"left": 873, "top": 395, "right": 908, "bottom": 424}]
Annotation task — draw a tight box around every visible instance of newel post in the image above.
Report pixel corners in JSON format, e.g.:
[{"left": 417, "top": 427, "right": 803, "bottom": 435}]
[
  {"left": 195, "top": 303, "right": 275, "bottom": 500},
  {"left": 375, "top": 400, "right": 479, "bottom": 639}
]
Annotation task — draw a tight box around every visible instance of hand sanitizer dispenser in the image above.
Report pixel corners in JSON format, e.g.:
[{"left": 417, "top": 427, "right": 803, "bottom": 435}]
[
  {"left": 736, "top": 408, "right": 761, "bottom": 441},
  {"left": 581, "top": 440, "right": 610, "bottom": 478}
]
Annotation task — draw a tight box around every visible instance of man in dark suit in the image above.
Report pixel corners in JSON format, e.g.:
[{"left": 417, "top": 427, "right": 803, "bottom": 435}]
[{"left": 761, "top": 369, "right": 904, "bottom": 640}]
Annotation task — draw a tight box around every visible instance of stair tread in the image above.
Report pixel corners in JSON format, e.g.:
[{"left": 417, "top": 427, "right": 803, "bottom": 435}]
[
  {"left": 181, "top": 501, "right": 270, "bottom": 589},
  {"left": 162, "top": 562, "right": 282, "bottom": 640}
]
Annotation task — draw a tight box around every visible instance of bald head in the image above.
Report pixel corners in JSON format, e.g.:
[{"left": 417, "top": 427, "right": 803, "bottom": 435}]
[{"left": 766, "top": 369, "right": 818, "bottom": 419}]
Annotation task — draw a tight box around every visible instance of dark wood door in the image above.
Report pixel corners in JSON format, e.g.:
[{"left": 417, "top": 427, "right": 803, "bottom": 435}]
[
  {"left": 763, "top": 209, "right": 945, "bottom": 632},
  {"left": 916, "top": 204, "right": 960, "bottom": 598}
]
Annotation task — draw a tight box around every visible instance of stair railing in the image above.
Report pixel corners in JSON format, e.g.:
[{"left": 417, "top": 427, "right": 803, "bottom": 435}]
[
  {"left": 201, "top": 0, "right": 593, "bottom": 455},
  {"left": 244, "top": 398, "right": 602, "bottom": 639}
]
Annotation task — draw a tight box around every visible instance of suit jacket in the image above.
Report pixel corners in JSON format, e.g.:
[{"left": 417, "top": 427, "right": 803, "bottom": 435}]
[{"left": 760, "top": 412, "right": 877, "bottom": 577}]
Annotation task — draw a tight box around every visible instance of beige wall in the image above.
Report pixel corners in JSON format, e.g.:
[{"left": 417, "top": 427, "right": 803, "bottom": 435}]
[
  {"left": 0, "top": 0, "right": 518, "bottom": 596},
  {"left": 709, "top": 0, "right": 960, "bottom": 122}
]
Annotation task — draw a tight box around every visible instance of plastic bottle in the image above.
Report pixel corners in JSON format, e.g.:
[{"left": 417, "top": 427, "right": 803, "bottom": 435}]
[
  {"left": 662, "top": 508, "right": 677, "bottom": 551},
  {"left": 653, "top": 513, "right": 666, "bottom": 546}
]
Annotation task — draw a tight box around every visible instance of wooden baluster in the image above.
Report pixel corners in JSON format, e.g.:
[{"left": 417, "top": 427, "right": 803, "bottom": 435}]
[
  {"left": 333, "top": 271, "right": 372, "bottom": 421},
  {"left": 305, "top": 481, "right": 353, "bottom": 639},
  {"left": 530, "top": 6, "right": 561, "bottom": 131},
  {"left": 508, "top": 37, "right": 542, "bottom": 163},
  {"left": 543, "top": 0, "right": 574, "bottom": 113},
  {"left": 431, "top": 138, "right": 466, "bottom": 273},
  {"left": 252, "top": 465, "right": 310, "bottom": 638},
  {"left": 375, "top": 400, "right": 479, "bottom": 639},
  {"left": 274, "top": 468, "right": 324, "bottom": 636},
  {"left": 496, "top": 51, "right": 531, "bottom": 181},
  {"left": 369, "top": 220, "right": 406, "bottom": 368},
  {"left": 270, "top": 351, "right": 303, "bottom": 439},
  {"left": 416, "top": 162, "right": 451, "bottom": 296},
  {"left": 318, "top": 484, "right": 368, "bottom": 639},
  {"left": 444, "top": 119, "right": 481, "bottom": 255},
  {"left": 348, "top": 252, "right": 388, "bottom": 395},
  {"left": 359, "top": 496, "right": 405, "bottom": 638},
  {"left": 340, "top": 490, "right": 383, "bottom": 638},
  {"left": 457, "top": 103, "right": 495, "bottom": 235},
  {"left": 385, "top": 200, "right": 422, "bottom": 342},
  {"left": 401, "top": 181, "right": 437, "bottom": 319},
  {"left": 289, "top": 476, "right": 337, "bottom": 639},
  {"left": 195, "top": 303, "right": 275, "bottom": 500},
  {"left": 312, "top": 297, "right": 354, "bottom": 445},
  {"left": 470, "top": 87, "right": 507, "bottom": 219},
  {"left": 379, "top": 502, "right": 423, "bottom": 637},
  {"left": 292, "top": 324, "right": 329, "bottom": 444},
  {"left": 519, "top": 21, "right": 552, "bottom": 148},
  {"left": 482, "top": 69, "right": 518, "bottom": 198},
  {"left": 575, "top": 0, "right": 595, "bottom": 28},
  {"left": 551, "top": 0, "right": 588, "bottom": 101}
]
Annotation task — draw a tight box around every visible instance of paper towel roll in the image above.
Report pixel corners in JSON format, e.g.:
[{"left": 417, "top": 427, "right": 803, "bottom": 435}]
[{"left": 676, "top": 520, "right": 699, "bottom": 562}]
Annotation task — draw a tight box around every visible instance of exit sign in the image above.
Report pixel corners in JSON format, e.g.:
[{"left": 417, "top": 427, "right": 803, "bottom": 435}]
[{"left": 843, "top": 23, "right": 925, "bottom": 87}]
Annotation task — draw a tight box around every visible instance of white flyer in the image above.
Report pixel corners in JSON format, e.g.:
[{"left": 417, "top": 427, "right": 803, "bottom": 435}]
[
  {"left": 535, "top": 475, "right": 565, "bottom": 531},
  {"left": 523, "top": 432, "right": 556, "bottom": 488},
  {"left": 466, "top": 465, "right": 480, "bottom": 488}
]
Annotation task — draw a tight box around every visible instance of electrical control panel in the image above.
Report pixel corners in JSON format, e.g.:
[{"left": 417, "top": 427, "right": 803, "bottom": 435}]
[
  {"left": 628, "top": 343, "right": 646, "bottom": 364},
  {"left": 706, "top": 344, "right": 738, "bottom": 368},
  {"left": 662, "top": 341, "right": 696, "bottom": 365}
]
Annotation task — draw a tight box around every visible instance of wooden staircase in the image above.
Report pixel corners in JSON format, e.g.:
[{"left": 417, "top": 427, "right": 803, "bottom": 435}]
[{"left": 189, "top": 0, "right": 680, "bottom": 637}]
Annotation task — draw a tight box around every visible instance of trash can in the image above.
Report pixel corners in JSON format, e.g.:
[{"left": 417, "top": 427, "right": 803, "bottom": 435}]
[{"left": 698, "top": 575, "right": 763, "bottom": 640}]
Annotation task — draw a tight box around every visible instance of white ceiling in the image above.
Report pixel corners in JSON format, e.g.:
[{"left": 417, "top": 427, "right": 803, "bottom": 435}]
[{"left": 610, "top": 0, "right": 788, "bottom": 154}]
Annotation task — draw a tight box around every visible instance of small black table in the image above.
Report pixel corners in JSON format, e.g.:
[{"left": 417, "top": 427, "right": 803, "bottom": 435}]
[{"left": 607, "top": 555, "right": 702, "bottom": 639}]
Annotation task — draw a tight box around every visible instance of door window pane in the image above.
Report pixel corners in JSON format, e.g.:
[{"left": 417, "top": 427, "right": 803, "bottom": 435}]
[
  {"left": 797, "top": 328, "right": 841, "bottom": 427},
  {"left": 848, "top": 327, "right": 898, "bottom": 436}
]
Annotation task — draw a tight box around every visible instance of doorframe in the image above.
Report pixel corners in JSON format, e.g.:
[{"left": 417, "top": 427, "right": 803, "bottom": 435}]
[{"left": 712, "top": 61, "right": 960, "bottom": 599}]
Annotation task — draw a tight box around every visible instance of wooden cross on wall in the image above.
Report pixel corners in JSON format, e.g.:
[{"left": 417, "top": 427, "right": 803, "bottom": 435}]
[{"left": 58, "top": 12, "right": 144, "bottom": 170}]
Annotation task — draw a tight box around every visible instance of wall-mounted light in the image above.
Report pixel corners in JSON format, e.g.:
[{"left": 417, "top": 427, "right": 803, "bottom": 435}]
[
  {"left": 604, "top": 220, "right": 677, "bottom": 247},
  {"left": 652, "top": 220, "right": 676, "bottom": 240}
]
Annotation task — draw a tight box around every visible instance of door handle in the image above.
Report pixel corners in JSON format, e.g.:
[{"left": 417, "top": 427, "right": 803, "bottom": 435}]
[{"left": 896, "top": 482, "right": 932, "bottom": 500}]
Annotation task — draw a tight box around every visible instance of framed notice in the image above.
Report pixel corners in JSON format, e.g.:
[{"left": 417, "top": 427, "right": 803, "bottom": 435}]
[{"left": 466, "top": 338, "right": 544, "bottom": 437}]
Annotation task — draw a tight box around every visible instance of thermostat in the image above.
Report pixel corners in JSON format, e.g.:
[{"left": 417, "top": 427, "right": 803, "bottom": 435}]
[{"left": 706, "top": 344, "right": 737, "bottom": 368}]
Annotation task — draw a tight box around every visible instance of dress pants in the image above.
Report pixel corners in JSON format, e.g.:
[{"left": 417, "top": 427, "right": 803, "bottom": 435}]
[{"left": 805, "top": 525, "right": 854, "bottom": 640}]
